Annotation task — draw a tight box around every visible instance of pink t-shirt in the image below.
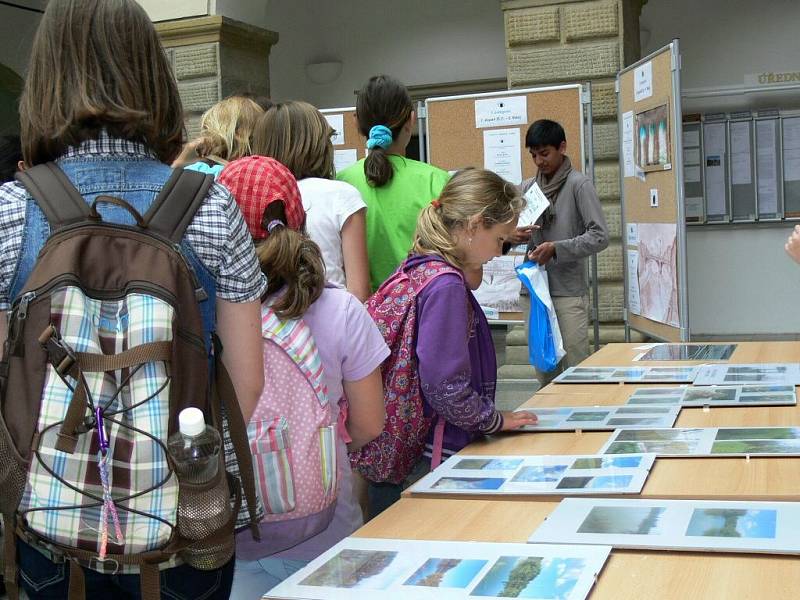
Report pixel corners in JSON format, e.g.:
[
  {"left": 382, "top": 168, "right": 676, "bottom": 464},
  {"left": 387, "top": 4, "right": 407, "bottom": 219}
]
[{"left": 269, "top": 284, "right": 388, "bottom": 561}]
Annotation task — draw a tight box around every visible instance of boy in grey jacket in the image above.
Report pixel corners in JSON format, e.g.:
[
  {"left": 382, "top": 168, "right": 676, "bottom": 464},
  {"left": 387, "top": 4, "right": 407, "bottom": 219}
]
[{"left": 521, "top": 119, "right": 608, "bottom": 385}]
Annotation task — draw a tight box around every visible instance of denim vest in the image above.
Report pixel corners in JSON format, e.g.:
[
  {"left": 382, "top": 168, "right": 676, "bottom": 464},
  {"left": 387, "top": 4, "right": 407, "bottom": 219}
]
[{"left": 8, "top": 155, "right": 217, "bottom": 354}]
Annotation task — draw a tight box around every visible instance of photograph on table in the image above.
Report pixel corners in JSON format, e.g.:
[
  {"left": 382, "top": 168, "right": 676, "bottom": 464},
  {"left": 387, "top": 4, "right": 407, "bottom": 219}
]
[
  {"left": 513, "top": 404, "right": 680, "bottom": 431},
  {"left": 408, "top": 453, "right": 655, "bottom": 497},
  {"left": 600, "top": 427, "right": 800, "bottom": 457},
  {"left": 626, "top": 385, "right": 797, "bottom": 408},
  {"left": 529, "top": 498, "right": 800, "bottom": 555},
  {"left": 554, "top": 365, "right": 699, "bottom": 384},
  {"left": 693, "top": 363, "right": 800, "bottom": 386},
  {"left": 633, "top": 343, "right": 737, "bottom": 362},
  {"left": 266, "top": 537, "right": 612, "bottom": 600},
  {"left": 635, "top": 103, "right": 671, "bottom": 172}
]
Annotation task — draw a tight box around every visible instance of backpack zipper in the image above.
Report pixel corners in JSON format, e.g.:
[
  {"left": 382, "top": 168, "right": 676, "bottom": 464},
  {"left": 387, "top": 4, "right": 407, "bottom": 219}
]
[{"left": 11, "top": 276, "right": 206, "bottom": 352}]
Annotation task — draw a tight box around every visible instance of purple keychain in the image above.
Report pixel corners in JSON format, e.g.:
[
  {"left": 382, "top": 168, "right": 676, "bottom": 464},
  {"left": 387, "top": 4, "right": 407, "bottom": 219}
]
[{"left": 96, "top": 406, "right": 124, "bottom": 558}]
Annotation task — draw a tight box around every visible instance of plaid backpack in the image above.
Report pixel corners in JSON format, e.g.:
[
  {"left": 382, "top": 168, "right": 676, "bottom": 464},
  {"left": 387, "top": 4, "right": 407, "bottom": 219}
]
[
  {"left": 227, "top": 303, "right": 339, "bottom": 558},
  {"left": 349, "top": 258, "right": 461, "bottom": 485},
  {"left": 0, "top": 164, "right": 259, "bottom": 600}
]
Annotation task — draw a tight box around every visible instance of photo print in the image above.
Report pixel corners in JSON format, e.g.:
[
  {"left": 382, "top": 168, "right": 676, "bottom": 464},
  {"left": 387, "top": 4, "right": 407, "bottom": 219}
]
[
  {"left": 268, "top": 537, "right": 611, "bottom": 600},
  {"left": 409, "top": 453, "right": 655, "bottom": 497},
  {"left": 530, "top": 498, "right": 800, "bottom": 555},
  {"left": 627, "top": 385, "right": 796, "bottom": 408},
  {"left": 634, "top": 343, "right": 737, "bottom": 362},
  {"left": 554, "top": 365, "right": 698, "bottom": 384},
  {"left": 515, "top": 404, "right": 679, "bottom": 432},
  {"left": 635, "top": 103, "right": 671, "bottom": 172}
]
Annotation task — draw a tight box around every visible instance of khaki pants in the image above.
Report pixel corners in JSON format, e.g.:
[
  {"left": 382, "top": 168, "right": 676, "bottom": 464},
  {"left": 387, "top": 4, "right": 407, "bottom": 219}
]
[{"left": 529, "top": 294, "right": 590, "bottom": 387}]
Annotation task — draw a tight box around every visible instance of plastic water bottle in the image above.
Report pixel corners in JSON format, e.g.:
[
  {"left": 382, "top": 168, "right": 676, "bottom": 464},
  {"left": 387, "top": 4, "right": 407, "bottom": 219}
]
[{"left": 167, "top": 407, "right": 234, "bottom": 570}]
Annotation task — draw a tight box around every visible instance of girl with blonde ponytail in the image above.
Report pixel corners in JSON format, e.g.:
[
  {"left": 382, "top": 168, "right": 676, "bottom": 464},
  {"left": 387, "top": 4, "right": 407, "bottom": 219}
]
[
  {"left": 217, "top": 156, "right": 388, "bottom": 596},
  {"left": 367, "top": 168, "right": 540, "bottom": 517}
]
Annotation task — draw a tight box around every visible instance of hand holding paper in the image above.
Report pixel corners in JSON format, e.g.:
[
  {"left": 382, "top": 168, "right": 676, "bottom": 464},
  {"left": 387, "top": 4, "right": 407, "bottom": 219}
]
[{"left": 518, "top": 181, "right": 550, "bottom": 227}]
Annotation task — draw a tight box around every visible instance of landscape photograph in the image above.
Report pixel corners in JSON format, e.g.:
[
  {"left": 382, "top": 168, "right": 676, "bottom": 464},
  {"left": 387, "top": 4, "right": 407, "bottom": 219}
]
[
  {"left": 300, "top": 549, "right": 400, "bottom": 589},
  {"left": 615, "top": 428, "right": 702, "bottom": 442},
  {"left": 685, "top": 509, "right": 777, "bottom": 539},
  {"left": 571, "top": 456, "right": 644, "bottom": 469},
  {"left": 627, "top": 396, "right": 682, "bottom": 405},
  {"left": 683, "top": 387, "right": 738, "bottom": 402},
  {"left": 432, "top": 477, "right": 506, "bottom": 491},
  {"left": 714, "top": 428, "right": 800, "bottom": 441},
  {"left": 710, "top": 439, "right": 800, "bottom": 454},
  {"left": 453, "top": 458, "right": 524, "bottom": 471},
  {"left": 566, "top": 411, "right": 610, "bottom": 422},
  {"left": 556, "top": 475, "right": 633, "bottom": 490},
  {"left": 605, "top": 440, "right": 695, "bottom": 455},
  {"left": 511, "top": 465, "right": 569, "bottom": 483},
  {"left": 577, "top": 506, "right": 666, "bottom": 535},
  {"left": 470, "top": 556, "right": 586, "bottom": 599},
  {"left": 404, "top": 557, "right": 488, "bottom": 588}
]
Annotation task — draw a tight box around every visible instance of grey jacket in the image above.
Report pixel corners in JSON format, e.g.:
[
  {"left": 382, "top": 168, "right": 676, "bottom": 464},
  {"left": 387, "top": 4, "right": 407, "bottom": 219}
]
[{"left": 522, "top": 169, "right": 609, "bottom": 297}]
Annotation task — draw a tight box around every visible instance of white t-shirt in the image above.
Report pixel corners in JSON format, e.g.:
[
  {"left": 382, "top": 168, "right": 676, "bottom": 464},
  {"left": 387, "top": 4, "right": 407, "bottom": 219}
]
[{"left": 298, "top": 177, "right": 366, "bottom": 287}]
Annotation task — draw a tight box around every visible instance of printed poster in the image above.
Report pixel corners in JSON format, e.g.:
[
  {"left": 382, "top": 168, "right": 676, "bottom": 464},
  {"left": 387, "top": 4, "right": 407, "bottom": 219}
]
[
  {"left": 473, "top": 254, "right": 524, "bottom": 312},
  {"left": 474, "top": 95, "right": 527, "bottom": 129},
  {"left": 637, "top": 223, "right": 679, "bottom": 327},
  {"left": 324, "top": 113, "right": 345, "bottom": 146},
  {"left": 482, "top": 128, "right": 522, "bottom": 184}
]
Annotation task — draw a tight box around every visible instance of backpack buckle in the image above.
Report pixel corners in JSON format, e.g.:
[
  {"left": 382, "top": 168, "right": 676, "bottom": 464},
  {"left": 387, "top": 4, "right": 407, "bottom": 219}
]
[{"left": 39, "top": 325, "right": 77, "bottom": 376}]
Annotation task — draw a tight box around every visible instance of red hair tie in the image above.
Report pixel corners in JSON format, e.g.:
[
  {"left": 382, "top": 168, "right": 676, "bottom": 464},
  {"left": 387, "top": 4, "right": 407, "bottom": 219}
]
[{"left": 431, "top": 199, "right": 441, "bottom": 208}]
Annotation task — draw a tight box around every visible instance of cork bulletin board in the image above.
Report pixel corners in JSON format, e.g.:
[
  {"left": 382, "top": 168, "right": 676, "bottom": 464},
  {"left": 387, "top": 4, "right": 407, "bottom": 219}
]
[
  {"left": 424, "top": 85, "right": 586, "bottom": 180},
  {"left": 319, "top": 107, "right": 367, "bottom": 172},
  {"left": 618, "top": 40, "right": 689, "bottom": 342}
]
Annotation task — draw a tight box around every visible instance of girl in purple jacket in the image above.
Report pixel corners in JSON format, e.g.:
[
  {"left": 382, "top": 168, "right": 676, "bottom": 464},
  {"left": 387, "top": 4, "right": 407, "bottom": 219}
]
[{"left": 369, "top": 168, "right": 539, "bottom": 516}]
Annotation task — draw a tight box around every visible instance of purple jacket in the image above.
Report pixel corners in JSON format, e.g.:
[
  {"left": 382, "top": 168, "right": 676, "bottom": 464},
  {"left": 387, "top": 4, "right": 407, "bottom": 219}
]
[{"left": 408, "top": 254, "right": 502, "bottom": 457}]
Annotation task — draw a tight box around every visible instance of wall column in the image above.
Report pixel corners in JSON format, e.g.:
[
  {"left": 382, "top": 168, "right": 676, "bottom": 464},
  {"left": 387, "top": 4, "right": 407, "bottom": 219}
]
[
  {"left": 502, "top": 0, "right": 645, "bottom": 343},
  {"left": 154, "top": 16, "right": 278, "bottom": 138}
]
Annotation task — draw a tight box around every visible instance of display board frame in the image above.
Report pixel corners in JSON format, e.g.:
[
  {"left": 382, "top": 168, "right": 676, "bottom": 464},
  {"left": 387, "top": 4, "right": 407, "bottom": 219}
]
[{"left": 618, "top": 40, "right": 689, "bottom": 342}]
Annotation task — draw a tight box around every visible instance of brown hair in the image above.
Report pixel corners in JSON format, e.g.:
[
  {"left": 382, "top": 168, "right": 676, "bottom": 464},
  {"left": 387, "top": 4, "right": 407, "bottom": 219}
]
[
  {"left": 257, "top": 201, "right": 326, "bottom": 319},
  {"left": 413, "top": 168, "right": 523, "bottom": 269},
  {"left": 20, "top": 0, "right": 185, "bottom": 166},
  {"left": 252, "top": 101, "right": 335, "bottom": 180},
  {"left": 356, "top": 75, "right": 413, "bottom": 187},
  {"left": 195, "top": 96, "right": 264, "bottom": 161}
]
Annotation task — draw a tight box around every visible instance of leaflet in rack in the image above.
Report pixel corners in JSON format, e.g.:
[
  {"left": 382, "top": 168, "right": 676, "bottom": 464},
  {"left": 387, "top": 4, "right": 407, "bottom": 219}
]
[
  {"left": 553, "top": 366, "right": 700, "bottom": 383},
  {"left": 408, "top": 453, "right": 656, "bottom": 496},
  {"left": 626, "top": 384, "right": 797, "bottom": 407},
  {"left": 529, "top": 498, "right": 800, "bottom": 555},
  {"left": 513, "top": 405, "right": 680, "bottom": 431},
  {"left": 266, "top": 537, "right": 611, "bottom": 600},
  {"left": 599, "top": 427, "right": 800, "bottom": 457}
]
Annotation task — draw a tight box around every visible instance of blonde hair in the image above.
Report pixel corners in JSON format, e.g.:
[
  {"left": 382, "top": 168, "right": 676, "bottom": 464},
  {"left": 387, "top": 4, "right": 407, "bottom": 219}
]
[
  {"left": 252, "top": 101, "right": 335, "bottom": 179},
  {"left": 413, "top": 168, "right": 523, "bottom": 269},
  {"left": 195, "top": 96, "right": 264, "bottom": 161}
]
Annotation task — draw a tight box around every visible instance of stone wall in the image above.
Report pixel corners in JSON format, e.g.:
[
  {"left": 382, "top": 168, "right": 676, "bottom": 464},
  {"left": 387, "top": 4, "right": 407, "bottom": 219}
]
[
  {"left": 156, "top": 16, "right": 278, "bottom": 139},
  {"left": 502, "top": 0, "right": 644, "bottom": 344}
]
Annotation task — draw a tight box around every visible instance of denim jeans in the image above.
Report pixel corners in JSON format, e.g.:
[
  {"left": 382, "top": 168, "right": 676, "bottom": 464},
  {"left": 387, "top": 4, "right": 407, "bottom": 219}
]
[
  {"left": 366, "top": 457, "right": 432, "bottom": 520},
  {"left": 17, "top": 540, "right": 235, "bottom": 600}
]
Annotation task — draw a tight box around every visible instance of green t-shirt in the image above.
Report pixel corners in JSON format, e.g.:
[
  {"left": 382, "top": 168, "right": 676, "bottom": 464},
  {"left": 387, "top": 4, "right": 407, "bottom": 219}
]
[{"left": 337, "top": 155, "right": 450, "bottom": 291}]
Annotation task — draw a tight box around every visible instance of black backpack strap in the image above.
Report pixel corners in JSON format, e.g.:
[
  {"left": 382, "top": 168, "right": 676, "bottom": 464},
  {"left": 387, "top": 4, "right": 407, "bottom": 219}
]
[
  {"left": 144, "top": 168, "right": 215, "bottom": 243},
  {"left": 14, "top": 163, "right": 90, "bottom": 230}
]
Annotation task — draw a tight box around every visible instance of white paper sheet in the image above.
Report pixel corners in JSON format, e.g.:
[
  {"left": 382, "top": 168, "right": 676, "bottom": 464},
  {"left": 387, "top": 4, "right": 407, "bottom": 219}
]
[
  {"left": 324, "top": 114, "right": 345, "bottom": 146},
  {"left": 622, "top": 110, "right": 635, "bottom": 178},
  {"left": 482, "top": 128, "right": 522, "bottom": 184},
  {"left": 473, "top": 254, "right": 524, "bottom": 312},
  {"left": 554, "top": 365, "right": 700, "bottom": 384},
  {"left": 627, "top": 384, "right": 796, "bottom": 408},
  {"left": 634, "top": 61, "right": 653, "bottom": 102},
  {"left": 685, "top": 197, "right": 703, "bottom": 219},
  {"left": 408, "top": 453, "right": 656, "bottom": 497},
  {"left": 693, "top": 363, "right": 800, "bottom": 386},
  {"left": 783, "top": 117, "right": 800, "bottom": 181},
  {"left": 730, "top": 121, "right": 752, "bottom": 185},
  {"left": 626, "top": 249, "right": 641, "bottom": 315},
  {"left": 625, "top": 222, "right": 638, "bottom": 246},
  {"left": 513, "top": 404, "right": 679, "bottom": 432},
  {"left": 267, "top": 537, "right": 611, "bottom": 600},
  {"left": 599, "top": 425, "right": 800, "bottom": 458},
  {"left": 637, "top": 223, "right": 679, "bottom": 327},
  {"left": 530, "top": 498, "right": 800, "bottom": 555},
  {"left": 518, "top": 182, "right": 550, "bottom": 227},
  {"left": 474, "top": 95, "right": 527, "bottom": 129},
  {"left": 703, "top": 122, "right": 727, "bottom": 216},
  {"left": 682, "top": 129, "right": 700, "bottom": 147},
  {"left": 683, "top": 147, "right": 700, "bottom": 165},
  {"left": 334, "top": 148, "right": 358, "bottom": 173},
  {"left": 756, "top": 120, "right": 779, "bottom": 214},
  {"left": 683, "top": 166, "right": 701, "bottom": 183}
]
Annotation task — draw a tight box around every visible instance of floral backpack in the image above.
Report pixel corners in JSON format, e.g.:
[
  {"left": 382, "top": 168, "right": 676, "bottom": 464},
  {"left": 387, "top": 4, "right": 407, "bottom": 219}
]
[{"left": 349, "top": 258, "right": 461, "bottom": 484}]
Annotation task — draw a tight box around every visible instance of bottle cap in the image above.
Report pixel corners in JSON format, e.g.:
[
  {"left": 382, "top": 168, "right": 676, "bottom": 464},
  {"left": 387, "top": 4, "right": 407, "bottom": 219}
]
[{"left": 178, "top": 407, "right": 206, "bottom": 437}]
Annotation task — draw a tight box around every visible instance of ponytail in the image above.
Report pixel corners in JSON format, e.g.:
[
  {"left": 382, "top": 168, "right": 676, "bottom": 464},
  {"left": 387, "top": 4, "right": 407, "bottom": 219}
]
[
  {"left": 356, "top": 75, "right": 413, "bottom": 187},
  {"left": 256, "top": 202, "right": 326, "bottom": 319}
]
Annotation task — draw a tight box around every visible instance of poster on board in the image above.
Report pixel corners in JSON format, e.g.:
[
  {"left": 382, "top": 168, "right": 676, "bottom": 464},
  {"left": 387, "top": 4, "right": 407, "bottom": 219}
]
[{"left": 637, "top": 223, "right": 679, "bottom": 327}]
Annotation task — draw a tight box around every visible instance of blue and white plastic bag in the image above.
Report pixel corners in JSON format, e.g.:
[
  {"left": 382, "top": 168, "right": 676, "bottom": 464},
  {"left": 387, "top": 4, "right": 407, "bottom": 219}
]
[{"left": 515, "top": 260, "right": 565, "bottom": 372}]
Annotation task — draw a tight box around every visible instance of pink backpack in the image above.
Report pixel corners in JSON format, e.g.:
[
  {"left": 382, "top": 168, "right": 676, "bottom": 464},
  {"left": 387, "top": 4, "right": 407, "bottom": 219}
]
[
  {"left": 229, "top": 304, "right": 338, "bottom": 553},
  {"left": 350, "top": 258, "right": 462, "bottom": 484}
]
